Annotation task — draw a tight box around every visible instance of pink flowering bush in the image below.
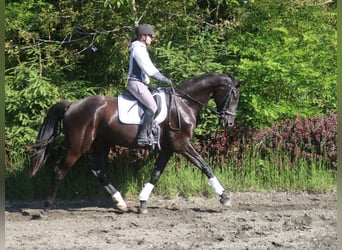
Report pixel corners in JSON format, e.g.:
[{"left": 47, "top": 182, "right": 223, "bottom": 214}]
[{"left": 194, "top": 112, "right": 337, "bottom": 170}]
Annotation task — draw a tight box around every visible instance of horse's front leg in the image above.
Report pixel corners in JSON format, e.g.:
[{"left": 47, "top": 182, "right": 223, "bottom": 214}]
[
  {"left": 138, "top": 150, "right": 172, "bottom": 213},
  {"left": 182, "top": 144, "right": 231, "bottom": 207}
]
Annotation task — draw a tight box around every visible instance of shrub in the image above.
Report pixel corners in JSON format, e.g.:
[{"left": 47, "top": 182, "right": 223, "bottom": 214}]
[
  {"left": 193, "top": 112, "right": 337, "bottom": 170},
  {"left": 252, "top": 112, "right": 337, "bottom": 169}
]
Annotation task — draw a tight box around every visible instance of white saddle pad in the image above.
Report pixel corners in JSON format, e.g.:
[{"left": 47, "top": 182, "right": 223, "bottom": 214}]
[{"left": 118, "top": 88, "right": 167, "bottom": 125}]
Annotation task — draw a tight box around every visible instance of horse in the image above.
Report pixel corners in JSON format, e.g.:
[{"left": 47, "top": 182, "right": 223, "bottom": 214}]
[{"left": 30, "top": 72, "right": 242, "bottom": 214}]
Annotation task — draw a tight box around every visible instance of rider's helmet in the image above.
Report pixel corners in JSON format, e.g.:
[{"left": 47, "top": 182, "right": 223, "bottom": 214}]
[{"left": 135, "top": 24, "right": 155, "bottom": 38}]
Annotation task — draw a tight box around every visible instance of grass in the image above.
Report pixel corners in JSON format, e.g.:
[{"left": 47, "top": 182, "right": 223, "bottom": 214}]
[
  {"left": 130, "top": 149, "right": 336, "bottom": 198},
  {"left": 5, "top": 148, "right": 336, "bottom": 201}
]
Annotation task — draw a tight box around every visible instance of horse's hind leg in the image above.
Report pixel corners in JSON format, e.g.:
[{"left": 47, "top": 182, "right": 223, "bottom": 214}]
[
  {"left": 138, "top": 150, "right": 172, "bottom": 213},
  {"left": 91, "top": 150, "right": 127, "bottom": 211},
  {"left": 44, "top": 151, "right": 79, "bottom": 211}
]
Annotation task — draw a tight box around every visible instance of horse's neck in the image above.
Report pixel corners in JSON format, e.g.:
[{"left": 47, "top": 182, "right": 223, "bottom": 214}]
[{"left": 182, "top": 80, "right": 218, "bottom": 103}]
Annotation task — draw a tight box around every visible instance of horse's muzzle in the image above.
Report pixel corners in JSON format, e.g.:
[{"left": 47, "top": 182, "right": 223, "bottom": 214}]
[
  {"left": 220, "top": 116, "right": 235, "bottom": 127},
  {"left": 218, "top": 111, "right": 236, "bottom": 127}
]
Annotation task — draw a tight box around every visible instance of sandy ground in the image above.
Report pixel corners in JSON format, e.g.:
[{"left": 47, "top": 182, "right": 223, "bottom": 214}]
[{"left": 5, "top": 191, "right": 336, "bottom": 250}]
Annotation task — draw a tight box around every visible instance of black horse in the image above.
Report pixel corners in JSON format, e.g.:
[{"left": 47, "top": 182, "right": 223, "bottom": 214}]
[{"left": 30, "top": 72, "right": 242, "bottom": 213}]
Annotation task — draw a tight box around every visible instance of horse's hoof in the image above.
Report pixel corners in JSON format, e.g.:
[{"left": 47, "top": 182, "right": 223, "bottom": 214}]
[
  {"left": 220, "top": 194, "right": 232, "bottom": 207},
  {"left": 112, "top": 192, "right": 127, "bottom": 212},
  {"left": 138, "top": 207, "right": 148, "bottom": 214},
  {"left": 116, "top": 203, "right": 128, "bottom": 212},
  {"left": 138, "top": 200, "right": 148, "bottom": 214},
  {"left": 39, "top": 209, "right": 49, "bottom": 219}
]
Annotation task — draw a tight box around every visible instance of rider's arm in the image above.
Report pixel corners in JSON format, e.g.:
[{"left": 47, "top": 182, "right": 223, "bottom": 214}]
[
  {"left": 151, "top": 72, "right": 172, "bottom": 85},
  {"left": 133, "top": 46, "right": 172, "bottom": 85}
]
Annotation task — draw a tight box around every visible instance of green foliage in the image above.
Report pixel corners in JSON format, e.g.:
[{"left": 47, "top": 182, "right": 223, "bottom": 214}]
[
  {"left": 5, "top": 0, "right": 336, "bottom": 197},
  {"left": 230, "top": 1, "right": 337, "bottom": 128},
  {"left": 5, "top": 0, "right": 336, "bottom": 130}
]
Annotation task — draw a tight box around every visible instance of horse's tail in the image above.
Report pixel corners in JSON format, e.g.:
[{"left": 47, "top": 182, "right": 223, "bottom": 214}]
[{"left": 29, "top": 100, "right": 72, "bottom": 177}]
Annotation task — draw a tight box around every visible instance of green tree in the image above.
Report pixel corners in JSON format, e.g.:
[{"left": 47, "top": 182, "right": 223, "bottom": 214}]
[
  {"left": 228, "top": 0, "right": 337, "bottom": 128},
  {"left": 5, "top": 0, "right": 336, "bottom": 170}
]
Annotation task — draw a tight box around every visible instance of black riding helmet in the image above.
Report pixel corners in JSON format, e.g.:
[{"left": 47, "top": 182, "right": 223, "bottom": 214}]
[{"left": 135, "top": 24, "right": 155, "bottom": 38}]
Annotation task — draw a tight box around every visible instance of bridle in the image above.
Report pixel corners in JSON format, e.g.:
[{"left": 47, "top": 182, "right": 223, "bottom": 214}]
[
  {"left": 216, "top": 86, "right": 237, "bottom": 117},
  {"left": 168, "top": 84, "right": 237, "bottom": 130}
]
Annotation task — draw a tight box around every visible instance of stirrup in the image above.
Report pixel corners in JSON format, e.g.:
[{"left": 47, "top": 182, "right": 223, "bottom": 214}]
[
  {"left": 136, "top": 135, "right": 151, "bottom": 146},
  {"left": 137, "top": 140, "right": 151, "bottom": 147}
]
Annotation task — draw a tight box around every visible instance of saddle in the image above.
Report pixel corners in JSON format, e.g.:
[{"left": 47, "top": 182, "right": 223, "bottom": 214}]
[
  {"left": 117, "top": 87, "right": 168, "bottom": 149},
  {"left": 118, "top": 87, "right": 167, "bottom": 125}
]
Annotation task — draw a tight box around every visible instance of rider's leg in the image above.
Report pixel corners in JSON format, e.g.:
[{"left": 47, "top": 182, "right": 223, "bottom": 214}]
[
  {"left": 127, "top": 80, "right": 157, "bottom": 146},
  {"left": 136, "top": 108, "right": 155, "bottom": 146}
]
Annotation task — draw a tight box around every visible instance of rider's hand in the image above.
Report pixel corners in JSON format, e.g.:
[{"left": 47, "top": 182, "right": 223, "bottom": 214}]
[{"left": 165, "top": 78, "right": 172, "bottom": 86}]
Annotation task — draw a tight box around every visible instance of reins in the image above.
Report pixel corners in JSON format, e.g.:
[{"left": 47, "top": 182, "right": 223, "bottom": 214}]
[
  {"left": 168, "top": 85, "right": 182, "bottom": 130},
  {"left": 167, "top": 84, "right": 236, "bottom": 131}
]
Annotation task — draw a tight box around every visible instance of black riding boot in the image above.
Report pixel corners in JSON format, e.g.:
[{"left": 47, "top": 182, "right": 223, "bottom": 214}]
[{"left": 137, "top": 109, "right": 155, "bottom": 146}]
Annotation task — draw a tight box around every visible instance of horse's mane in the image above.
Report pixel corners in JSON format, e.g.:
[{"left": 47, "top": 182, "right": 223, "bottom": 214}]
[{"left": 176, "top": 72, "right": 234, "bottom": 91}]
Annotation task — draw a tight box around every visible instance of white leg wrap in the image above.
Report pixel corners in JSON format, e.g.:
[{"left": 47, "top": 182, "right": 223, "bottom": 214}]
[
  {"left": 139, "top": 183, "right": 155, "bottom": 201},
  {"left": 208, "top": 176, "right": 225, "bottom": 195},
  {"left": 112, "top": 191, "right": 127, "bottom": 211}
]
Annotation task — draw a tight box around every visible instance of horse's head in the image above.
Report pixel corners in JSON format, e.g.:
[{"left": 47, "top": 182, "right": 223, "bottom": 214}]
[{"left": 214, "top": 77, "right": 243, "bottom": 127}]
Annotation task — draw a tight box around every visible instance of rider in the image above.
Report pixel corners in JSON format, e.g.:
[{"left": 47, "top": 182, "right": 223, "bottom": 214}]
[{"left": 127, "top": 24, "right": 172, "bottom": 146}]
